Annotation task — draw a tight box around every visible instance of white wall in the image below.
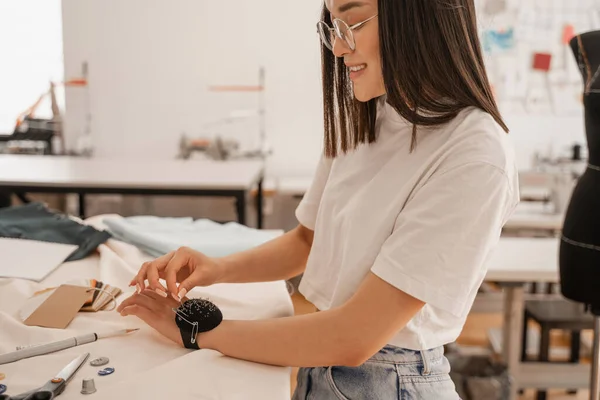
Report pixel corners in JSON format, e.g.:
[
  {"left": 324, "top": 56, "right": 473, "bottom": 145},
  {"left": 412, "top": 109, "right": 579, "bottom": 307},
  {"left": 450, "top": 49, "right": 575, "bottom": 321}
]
[
  {"left": 61, "top": 0, "right": 588, "bottom": 179},
  {"left": 61, "top": 0, "right": 324, "bottom": 177}
]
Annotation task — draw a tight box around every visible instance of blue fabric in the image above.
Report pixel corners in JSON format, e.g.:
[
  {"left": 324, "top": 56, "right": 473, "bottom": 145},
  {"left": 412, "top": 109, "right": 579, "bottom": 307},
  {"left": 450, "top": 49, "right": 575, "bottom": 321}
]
[
  {"left": 292, "top": 345, "right": 460, "bottom": 400},
  {"left": 103, "top": 216, "right": 281, "bottom": 258},
  {"left": 0, "top": 202, "right": 111, "bottom": 262}
]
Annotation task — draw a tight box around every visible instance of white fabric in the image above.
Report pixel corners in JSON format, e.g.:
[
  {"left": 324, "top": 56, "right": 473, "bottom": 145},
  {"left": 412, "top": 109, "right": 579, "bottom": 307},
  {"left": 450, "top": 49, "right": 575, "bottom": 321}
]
[
  {"left": 0, "top": 215, "right": 293, "bottom": 399},
  {"left": 296, "top": 101, "right": 520, "bottom": 350},
  {"left": 103, "top": 215, "right": 283, "bottom": 258}
]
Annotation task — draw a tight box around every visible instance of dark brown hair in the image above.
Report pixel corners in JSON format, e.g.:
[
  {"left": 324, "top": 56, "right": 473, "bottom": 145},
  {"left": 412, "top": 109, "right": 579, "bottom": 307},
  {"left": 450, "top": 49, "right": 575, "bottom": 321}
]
[{"left": 321, "top": 0, "right": 509, "bottom": 158}]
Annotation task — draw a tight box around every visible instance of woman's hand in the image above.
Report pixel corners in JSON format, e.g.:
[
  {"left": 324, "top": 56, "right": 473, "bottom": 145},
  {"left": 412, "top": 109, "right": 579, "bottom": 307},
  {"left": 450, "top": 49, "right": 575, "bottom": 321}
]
[
  {"left": 130, "top": 247, "right": 224, "bottom": 301},
  {"left": 116, "top": 289, "right": 185, "bottom": 347}
]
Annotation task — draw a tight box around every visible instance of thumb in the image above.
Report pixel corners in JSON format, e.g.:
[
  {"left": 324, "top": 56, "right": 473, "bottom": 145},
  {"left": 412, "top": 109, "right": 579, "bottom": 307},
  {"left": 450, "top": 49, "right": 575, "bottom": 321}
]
[{"left": 176, "top": 278, "right": 196, "bottom": 301}]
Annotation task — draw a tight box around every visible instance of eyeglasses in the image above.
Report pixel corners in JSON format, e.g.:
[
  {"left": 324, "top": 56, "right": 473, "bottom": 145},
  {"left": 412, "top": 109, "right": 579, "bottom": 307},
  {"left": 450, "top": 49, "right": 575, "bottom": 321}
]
[{"left": 317, "top": 14, "right": 378, "bottom": 52}]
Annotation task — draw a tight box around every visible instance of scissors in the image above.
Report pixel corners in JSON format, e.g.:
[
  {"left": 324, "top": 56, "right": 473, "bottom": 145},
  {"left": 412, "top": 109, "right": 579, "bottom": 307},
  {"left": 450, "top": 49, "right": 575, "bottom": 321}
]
[{"left": 0, "top": 353, "right": 89, "bottom": 400}]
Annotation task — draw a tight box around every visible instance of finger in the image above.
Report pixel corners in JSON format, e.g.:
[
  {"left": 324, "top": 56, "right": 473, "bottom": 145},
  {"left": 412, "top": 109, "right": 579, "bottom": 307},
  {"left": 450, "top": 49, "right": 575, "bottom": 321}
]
[
  {"left": 132, "top": 252, "right": 175, "bottom": 291},
  {"left": 133, "top": 262, "right": 152, "bottom": 293},
  {"left": 118, "top": 292, "right": 162, "bottom": 314},
  {"left": 146, "top": 257, "right": 174, "bottom": 298},
  {"left": 165, "top": 249, "right": 191, "bottom": 301},
  {"left": 177, "top": 276, "right": 198, "bottom": 302},
  {"left": 142, "top": 288, "right": 180, "bottom": 308},
  {"left": 120, "top": 304, "right": 152, "bottom": 321},
  {"left": 116, "top": 293, "right": 136, "bottom": 313}
]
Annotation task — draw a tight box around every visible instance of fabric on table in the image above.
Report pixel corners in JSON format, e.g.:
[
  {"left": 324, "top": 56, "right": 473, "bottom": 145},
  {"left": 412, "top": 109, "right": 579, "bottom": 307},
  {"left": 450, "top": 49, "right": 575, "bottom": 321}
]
[
  {"left": 0, "top": 202, "right": 111, "bottom": 261},
  {"left": 0, "top": 215, "right": 293, "bottom": 400},
  {"left": 103, "top": 215, "right": 281, "bottom": 258}
]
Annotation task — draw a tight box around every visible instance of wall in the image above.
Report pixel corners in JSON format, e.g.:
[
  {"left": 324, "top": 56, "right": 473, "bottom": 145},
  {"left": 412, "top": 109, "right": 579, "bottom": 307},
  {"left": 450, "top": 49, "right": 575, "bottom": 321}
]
[
  {"left": 61, "top": 0, "right": 324, "bottom": 178},
  {"left": 61, "top": 0, "right": 590, "bottom": 179}
]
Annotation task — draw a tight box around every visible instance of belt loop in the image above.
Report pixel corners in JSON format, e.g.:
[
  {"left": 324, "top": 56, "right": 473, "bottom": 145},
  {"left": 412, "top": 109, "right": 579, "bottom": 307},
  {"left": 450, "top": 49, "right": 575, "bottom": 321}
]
[{"left": 420, "top": 350, "right": 431, "bottom": 376}]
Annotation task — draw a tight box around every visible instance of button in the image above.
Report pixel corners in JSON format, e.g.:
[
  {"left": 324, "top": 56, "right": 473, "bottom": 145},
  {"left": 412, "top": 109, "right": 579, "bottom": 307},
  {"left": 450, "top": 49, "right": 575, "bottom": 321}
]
[
  {"left": 51, "top": 378, "right": 64, "bottom": 384},
  {"left": 0, "top": 384, "right": 6, "bottom": 395},
  {"left": 98, "top": 367, "right": 114, "bottom": 376},
  {"left": 90, "top": 357, "right": 109, "bottom": 367}
]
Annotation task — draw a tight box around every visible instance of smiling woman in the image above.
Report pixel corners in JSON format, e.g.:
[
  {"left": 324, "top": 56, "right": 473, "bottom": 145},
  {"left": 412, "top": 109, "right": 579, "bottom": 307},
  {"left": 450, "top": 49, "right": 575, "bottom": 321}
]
[
  {"left": 320, "top": 0, "right": 508, "bottom": 157},
  {"left": 122, "top": 0, "right": 519, "bottom": 399}
]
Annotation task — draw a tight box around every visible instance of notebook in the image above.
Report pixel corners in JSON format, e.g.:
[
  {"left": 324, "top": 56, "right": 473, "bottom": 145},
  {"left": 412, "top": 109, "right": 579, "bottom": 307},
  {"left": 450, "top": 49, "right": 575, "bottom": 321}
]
[{"left": 0, "top": 237, "right": 78, "bottom": 281}]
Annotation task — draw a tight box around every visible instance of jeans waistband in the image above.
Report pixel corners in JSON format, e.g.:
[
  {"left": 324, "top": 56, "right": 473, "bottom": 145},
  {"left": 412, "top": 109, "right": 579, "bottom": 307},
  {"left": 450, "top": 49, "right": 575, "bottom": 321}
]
[{"left": 368, "top": 345, "right": 445, "bottom": 364}]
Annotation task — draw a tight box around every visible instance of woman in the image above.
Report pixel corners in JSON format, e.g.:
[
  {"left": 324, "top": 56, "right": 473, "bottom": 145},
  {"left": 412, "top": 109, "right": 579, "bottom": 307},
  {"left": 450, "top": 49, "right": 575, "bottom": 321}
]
[{"left": 117, "top": 0, "right": 519, "bottom": 398}]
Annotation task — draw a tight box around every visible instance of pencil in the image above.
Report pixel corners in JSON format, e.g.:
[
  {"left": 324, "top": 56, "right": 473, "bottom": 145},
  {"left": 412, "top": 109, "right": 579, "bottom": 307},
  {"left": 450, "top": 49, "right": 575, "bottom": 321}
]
[{"left": 0, "top": 328, "right": 139, "bottom": 365}]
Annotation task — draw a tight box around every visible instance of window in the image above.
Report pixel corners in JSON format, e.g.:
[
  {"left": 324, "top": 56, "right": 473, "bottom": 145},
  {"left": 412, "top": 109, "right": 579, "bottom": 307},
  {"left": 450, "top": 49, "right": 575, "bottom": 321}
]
[{"left": 0, "top": 0, "right": 64, "bottom": 135}]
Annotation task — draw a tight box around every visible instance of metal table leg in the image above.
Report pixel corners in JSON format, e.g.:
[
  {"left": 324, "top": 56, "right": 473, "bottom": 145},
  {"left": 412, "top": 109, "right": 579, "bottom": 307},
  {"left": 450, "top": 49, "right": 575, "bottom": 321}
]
[
  {"left": 235, "top": 191, "right": 247, "bottom": 226},
  {"left": 256, "top": 178, "right": 263, "bottom": 229},
  {"left": 591, "top": 315, "right": 600, "bottom": 400},
  {"left": 78, "top": 193, "right": 86, "bottom": 219},
  {"left": 503, "top": 283, "right": 526, "bottom": 400},
  {"left": 0, "top": 191, "right": 12, "bottom": 208}
]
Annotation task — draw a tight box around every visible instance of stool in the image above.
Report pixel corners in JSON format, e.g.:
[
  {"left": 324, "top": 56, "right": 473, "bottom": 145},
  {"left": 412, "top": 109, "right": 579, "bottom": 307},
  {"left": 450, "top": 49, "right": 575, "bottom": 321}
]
[{"left": 521, "top": 299, "right": 594, "bottom": 400}]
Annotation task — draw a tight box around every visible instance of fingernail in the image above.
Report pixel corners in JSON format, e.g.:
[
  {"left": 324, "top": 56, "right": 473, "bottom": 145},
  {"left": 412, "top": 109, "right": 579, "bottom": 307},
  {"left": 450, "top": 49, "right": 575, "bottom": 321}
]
[
  {"left": 171, "top": 292, "right": 180, "bottom": 302},
  {"left": 155, "top": 288, "right": 168, "bottom": 298},
  {"left": 177, "top": 288, "right": 187, "bottom": 301},
  {"left": 136, "top": 284, "right": 141, "bottom": 294}
]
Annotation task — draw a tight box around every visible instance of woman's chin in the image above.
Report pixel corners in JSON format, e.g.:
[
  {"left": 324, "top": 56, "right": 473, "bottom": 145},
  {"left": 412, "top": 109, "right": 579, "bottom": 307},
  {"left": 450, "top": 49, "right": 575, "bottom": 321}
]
[
  {"left": 353, "top": 90, "right": 374, "bottom": 103},
  {"left": 352, "top": 85, "right": 385, "bottom": 103}
]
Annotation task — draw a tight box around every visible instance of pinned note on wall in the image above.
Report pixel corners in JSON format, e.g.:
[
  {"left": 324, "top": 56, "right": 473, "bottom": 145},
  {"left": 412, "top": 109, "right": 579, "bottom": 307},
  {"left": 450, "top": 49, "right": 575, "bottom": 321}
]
[
  {"left": 532, "top": 53, "right": 553, "bottom": 72},
  {"left": 562, "top": 24, "right": 575, "bottom": 45}
]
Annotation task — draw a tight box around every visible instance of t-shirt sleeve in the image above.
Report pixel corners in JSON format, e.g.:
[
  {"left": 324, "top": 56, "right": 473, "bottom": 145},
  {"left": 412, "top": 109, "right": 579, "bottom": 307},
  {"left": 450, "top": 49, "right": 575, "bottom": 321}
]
[
  {"left": 295, "top": 154, "right": 333, "bottom": 230},
  {"left": 371, "top": 161, "right": 517, "bottom": 318}
]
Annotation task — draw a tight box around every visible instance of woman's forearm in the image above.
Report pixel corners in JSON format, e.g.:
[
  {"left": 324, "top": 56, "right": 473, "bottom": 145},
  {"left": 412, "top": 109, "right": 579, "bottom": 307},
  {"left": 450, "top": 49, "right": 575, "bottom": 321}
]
[
  {"left": 195, "top": 273, "right": 425, "bottom": 368},
  {"left": 215, "top": 225, "right": 313, "bottom": 284},
  {"left": 196, "top": 308, "right": 361, "bottom": 368}
]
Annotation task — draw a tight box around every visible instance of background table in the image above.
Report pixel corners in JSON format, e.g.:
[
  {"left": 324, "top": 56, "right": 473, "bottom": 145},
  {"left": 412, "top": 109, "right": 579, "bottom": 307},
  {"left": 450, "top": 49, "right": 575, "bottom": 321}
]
[
  {"left": 0, "top": 155, "right": 265, "bottom": 228},
  {"left": 482, "top": 237, "right": 590, "bottom": 400}
]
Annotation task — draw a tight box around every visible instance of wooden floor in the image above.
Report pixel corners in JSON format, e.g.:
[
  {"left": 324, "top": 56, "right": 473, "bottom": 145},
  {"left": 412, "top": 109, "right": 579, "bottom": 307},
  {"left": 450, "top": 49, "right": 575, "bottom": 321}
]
[{"left": 289, "top": 292, "right": 591, "bottom": 400}]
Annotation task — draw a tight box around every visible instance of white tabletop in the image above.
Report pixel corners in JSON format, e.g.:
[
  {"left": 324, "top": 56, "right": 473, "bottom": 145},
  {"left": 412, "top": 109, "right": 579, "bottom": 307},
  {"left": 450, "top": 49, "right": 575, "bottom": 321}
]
[
  {"left": 277, "top": 177, "right": 312, "bottom": 196},
  {"left": 0, "top": 155, "right": 263, "bottom": 191},
  {"left": 503, "top": 202, "right": 564, "bottom": 231},
  {"left": 0, "top": 216, "right": 293, "bottom": 399},
  {"left": 485, "top": 237, "right": 560, "bottom": 283}
]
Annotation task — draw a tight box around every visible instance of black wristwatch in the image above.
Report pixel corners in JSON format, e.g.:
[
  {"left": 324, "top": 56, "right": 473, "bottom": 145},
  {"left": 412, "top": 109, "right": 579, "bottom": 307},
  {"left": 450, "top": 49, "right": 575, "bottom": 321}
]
[
  {"left": 175, "top": 311, "right": 200, "bottom": 349},
  {"left": 173, "top": 298, "right": 223, "bottom": 350}
]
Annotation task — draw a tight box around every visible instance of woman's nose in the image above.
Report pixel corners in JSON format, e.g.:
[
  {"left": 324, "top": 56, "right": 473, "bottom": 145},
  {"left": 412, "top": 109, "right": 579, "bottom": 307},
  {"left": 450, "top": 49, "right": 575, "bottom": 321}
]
[{"left": 332, "top": 37, "right": 352, "bottom": 58}]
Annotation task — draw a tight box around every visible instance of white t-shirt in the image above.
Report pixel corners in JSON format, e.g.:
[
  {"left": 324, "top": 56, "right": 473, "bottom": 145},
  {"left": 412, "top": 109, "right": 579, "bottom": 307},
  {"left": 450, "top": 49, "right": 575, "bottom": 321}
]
[{"left": 295, "top": 100, "right": 520, "bottom": 350}]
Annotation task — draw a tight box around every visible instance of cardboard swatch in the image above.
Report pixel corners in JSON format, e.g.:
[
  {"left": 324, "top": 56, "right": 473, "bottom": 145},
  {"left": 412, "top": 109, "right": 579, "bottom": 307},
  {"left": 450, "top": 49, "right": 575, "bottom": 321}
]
[{"left": 23, "top": 285, "right": 91, "bottom": 329}]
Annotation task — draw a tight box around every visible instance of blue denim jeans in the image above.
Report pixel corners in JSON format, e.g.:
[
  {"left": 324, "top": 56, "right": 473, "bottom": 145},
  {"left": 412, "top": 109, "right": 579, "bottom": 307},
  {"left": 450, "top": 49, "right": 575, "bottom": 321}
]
[{"left": 292, "top": 345, "right": 460, "bottom": 400}]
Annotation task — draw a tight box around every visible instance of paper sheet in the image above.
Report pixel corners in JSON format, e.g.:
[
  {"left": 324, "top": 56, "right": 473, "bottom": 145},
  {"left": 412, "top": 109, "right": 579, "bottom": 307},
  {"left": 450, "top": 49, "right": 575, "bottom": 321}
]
[{"left": 0, "top": 238, "right": 78, "bottom": 281}]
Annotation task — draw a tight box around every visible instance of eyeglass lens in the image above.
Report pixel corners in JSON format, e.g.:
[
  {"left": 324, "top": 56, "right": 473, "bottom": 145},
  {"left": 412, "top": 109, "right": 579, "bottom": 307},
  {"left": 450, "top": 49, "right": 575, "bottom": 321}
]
[{"left": 318, "top": 20, "right": 354, "bottom": 51}]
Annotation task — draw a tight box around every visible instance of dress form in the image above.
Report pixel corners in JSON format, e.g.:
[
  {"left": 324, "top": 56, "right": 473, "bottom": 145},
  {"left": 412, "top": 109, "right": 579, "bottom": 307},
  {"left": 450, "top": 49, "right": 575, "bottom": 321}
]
[
  {"left": 560, "top": 30, "right": 600, "bottom": 400},
  {"left": 560, "top": 30, "right": 600, "bottom": 309}
]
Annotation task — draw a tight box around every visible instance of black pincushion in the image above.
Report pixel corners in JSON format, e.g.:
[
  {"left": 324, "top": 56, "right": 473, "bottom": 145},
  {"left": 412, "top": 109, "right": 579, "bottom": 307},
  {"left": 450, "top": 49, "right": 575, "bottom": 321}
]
[{"left": 174, "top": 298, "right": 223, "bottom": 339}]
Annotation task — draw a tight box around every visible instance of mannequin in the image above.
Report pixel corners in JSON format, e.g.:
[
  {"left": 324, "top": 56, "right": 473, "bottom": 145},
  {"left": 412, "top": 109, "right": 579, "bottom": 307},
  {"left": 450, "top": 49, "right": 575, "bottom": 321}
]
[
  {"left": 561, "top": 30, "right": 600, "bottom": 307},
  {"left": 560, "top": 30, "right": 600, "bottom": 400}
]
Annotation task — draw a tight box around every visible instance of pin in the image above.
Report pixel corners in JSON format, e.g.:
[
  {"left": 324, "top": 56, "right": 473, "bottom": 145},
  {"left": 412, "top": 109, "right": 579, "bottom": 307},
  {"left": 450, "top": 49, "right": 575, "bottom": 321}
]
[
  {"left": 81, "top": 378, "right": 97, "bottom": 394},
  {"left": 90, "top": 357, "right": 110, "bottom": 367},
  {"left": 98, "top": 367, "right": 115, "bottom": 376},
  {"left": 0, "top": 384, "right": 6, "bottom": 395}
]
